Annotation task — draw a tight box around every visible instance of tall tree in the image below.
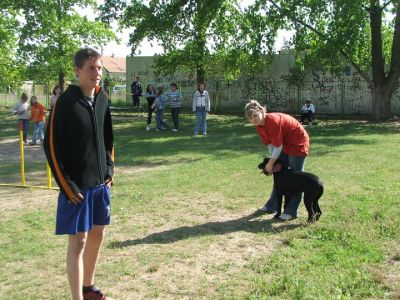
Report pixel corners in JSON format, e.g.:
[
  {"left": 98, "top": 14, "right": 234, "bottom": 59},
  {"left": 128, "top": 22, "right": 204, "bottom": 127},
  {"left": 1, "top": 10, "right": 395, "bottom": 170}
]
[
  {"left": 100, "top": 0, "right": 278, "bottom": 84},
  {"left": 17, "top": 0, "right": 116, "bottom": 90},
  {"left": 0, "top": 3, "right": 24, "bottom": 90},
  {"left": 249, "top": 0, "right": 400, "bottom": 121}
]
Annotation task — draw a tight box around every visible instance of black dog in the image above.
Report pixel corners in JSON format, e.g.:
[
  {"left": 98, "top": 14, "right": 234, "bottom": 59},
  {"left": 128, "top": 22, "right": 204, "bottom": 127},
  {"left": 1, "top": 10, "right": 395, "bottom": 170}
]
[{"left": 258, "top": 158, "right": 323, "bottom": 222}]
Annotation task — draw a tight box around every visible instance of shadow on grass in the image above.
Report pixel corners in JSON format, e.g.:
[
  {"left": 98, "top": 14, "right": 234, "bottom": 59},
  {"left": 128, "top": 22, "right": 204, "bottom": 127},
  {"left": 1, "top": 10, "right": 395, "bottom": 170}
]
[{"left": 108, "top": 211, "right": 301, "bottom": 249}]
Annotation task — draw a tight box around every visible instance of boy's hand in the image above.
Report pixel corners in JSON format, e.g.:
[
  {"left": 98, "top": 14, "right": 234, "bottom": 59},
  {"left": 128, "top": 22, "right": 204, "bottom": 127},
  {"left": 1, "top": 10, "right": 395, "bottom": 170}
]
[
  {"left": 69, "top": 193, "right": 84, "bottom": 204},
  {"left": 105, "top": 176, "right": 113, "bottom": 188}
]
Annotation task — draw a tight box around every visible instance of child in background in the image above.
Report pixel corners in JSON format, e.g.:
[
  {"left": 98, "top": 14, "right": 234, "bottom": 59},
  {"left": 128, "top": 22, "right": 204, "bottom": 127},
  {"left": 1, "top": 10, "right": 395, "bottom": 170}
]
[
  {"left": 192, "top": 83, "right": 211, "bottom": 135},
  {"left": 12, "top": 93, "right": 30, "bottom": 144},
  {"left": 29, "top": 95, "right": 47, "bottom": 145},
  {"left": 50, "top": 85, "right": 61, "bottom": 110},
  {"left": 151, "top": 87, "right": 168, "bottom": 131},
  {"left": 167, "top": 83, "right": 182, "bottom": 131},
  {"left": 143, "top": 84, "right": 157, "bottom": 131}
]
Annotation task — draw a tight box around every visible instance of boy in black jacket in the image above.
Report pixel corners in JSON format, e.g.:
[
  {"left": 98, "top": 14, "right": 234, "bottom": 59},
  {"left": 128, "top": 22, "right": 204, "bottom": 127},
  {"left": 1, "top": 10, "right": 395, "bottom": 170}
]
[{"left": 44, "top": 48, "right": 114, "bottom": 300}]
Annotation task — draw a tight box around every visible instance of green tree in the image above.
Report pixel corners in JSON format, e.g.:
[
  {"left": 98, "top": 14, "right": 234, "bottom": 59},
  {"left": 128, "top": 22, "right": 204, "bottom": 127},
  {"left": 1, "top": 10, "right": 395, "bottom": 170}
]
[
  {"left": 100, "top": 0, "right": 279, "bottom": 84},
  {"left": 249, "top": 0, "right": 400, "bottom": 121},
  {"left": 0, "top": 4, "right": 24, "bottom": 90},
  {"left": 17, "top": 0, "right": 116, "bottom": 91}
]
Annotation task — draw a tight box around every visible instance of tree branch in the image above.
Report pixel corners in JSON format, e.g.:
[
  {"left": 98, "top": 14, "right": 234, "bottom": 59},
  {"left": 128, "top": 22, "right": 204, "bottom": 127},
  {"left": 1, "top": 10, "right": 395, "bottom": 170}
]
[{"left": 268, "top": 0, "right": 373, "bottom": 87}]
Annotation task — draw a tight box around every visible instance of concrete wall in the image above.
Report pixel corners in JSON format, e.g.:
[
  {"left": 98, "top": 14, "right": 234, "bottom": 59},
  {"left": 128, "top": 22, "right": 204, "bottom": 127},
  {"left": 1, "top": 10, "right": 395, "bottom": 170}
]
[{"left": 126, "top": 55, "right": 400, "bottom": 115}]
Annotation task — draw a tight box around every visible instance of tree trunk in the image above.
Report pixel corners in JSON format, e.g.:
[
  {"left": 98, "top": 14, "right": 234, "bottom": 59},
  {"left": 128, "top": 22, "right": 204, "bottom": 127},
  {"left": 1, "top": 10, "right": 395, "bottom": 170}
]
[
  {"left": 196, "top": 66, "right": 205, "bottom": 85},
  {"left": 370, "top": 84, "right": 393, "bottom": 121},
  {"left": 58, "top": 70, "right": 65, "bottom": 92}
]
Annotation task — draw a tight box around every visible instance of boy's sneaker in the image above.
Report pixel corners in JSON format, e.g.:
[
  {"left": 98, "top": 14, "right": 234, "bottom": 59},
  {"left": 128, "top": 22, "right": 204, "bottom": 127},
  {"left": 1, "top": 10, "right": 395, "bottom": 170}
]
[
  {"left": 172, "top": 128, "right": 178, "bottom": 132},
  {"left": 83, "top": 286, "right": 108, "bottom": 300},
  {"left": 29, "top": 142, "right": 37, "bottom": 146},
  {"left": 146, "top": 125, "right": 150, "bottom": 131}
]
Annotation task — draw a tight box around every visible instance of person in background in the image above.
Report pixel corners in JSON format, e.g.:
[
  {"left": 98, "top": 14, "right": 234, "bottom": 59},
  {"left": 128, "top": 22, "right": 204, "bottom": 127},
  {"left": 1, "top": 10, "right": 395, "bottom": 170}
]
[
  {"left": 151, "top": 86, "right": 168, "bottom": 131},
  {"left": 44, "top": 48, "right": 114, "bottom": 300},
  {"left": 245, "top": 99, "right": 309, "bottom": 221},
  {"left": 130, "top": 76, "right": 142, "bottom": 109},
  {"left": 300, "top": 99, "right": 315, "bottom": 126},
  {"left": 167, "top": 83, "right": 182, "bottom": 132},
  {"left": 29, "top": 95, "right": 47, "bottom": 145},
  {"left": 143, "top": 84, "right": 157, "bottom": 131},
  {"left": 192, "top": 83, "right": 211, "bottom": 135},
  {"left": 12, "top": 93, "right": 30, "bottom": 144},
  {"left": 50, "top": 85, "right": 61, "bottom": 110}
]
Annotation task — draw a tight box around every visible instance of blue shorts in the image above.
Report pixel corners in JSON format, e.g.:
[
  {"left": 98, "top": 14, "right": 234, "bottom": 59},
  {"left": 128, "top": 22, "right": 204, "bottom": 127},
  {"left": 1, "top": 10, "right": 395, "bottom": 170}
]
[{"left": 55, "top": 184, "right": 111, "bottom": 235}]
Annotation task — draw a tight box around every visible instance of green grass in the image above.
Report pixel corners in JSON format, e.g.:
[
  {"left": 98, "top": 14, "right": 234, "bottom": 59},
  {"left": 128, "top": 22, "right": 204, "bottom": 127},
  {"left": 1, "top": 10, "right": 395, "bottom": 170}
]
[{"left": 0, "top": 107, "right": 399, "bottom": 299}]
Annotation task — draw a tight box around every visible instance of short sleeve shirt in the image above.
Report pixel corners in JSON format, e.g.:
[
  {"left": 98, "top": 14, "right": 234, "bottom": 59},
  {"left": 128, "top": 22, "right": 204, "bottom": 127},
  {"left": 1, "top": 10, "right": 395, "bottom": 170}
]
[{"left": 255, "top": 113, "right": 309, "bottom": 156}]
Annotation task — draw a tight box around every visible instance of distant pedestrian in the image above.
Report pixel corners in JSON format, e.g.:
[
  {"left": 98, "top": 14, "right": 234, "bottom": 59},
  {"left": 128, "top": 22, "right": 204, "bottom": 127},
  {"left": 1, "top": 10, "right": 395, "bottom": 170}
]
[
  {"left": 192, "top": 83, "right": 211, "bottom": 135},
  {"left": 300, "top": 99, "right": 315, "bottom": 126},
  {"left": 151, "top": 87, "right": 168, "bottom": 131},
  {"left": 130, "top": 76, "right": 142, "bottom": 109},
  {"left": 50, "top": 85, "right": 61, "bottom": 110},
  {"left": 167, "top": 83, "right": 182, "bottom": 131},
  {"left": 29, "top": 95, "right": 47, "bottom": 145},
  {"left": 143, "top": 84, "right": 157, "bottom": 131},
  {"left": 12, "top": 93, "right": 29, "bottom": 144}
]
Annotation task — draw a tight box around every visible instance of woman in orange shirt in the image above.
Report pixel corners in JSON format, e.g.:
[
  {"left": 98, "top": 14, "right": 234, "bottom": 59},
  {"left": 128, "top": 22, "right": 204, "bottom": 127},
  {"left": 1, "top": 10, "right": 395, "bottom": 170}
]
[
  {"left": 246, "top": 100, "right": 309, "bottom": 221},
  {"left": 29, "top": 95, "right": 47, "bottom": 145}
]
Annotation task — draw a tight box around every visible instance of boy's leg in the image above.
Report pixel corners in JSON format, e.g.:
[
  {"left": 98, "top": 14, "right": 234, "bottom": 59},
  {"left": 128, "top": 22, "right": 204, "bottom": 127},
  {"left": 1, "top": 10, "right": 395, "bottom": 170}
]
[
  {"left": 83, "top": 225, "right": 105, "bottom": 287},
  {"left": 67, "top": 232, "right": 88, "bottom": 300},
  {"left": 194, "top": 109, "right": 201, "bottom": 134},
  {"left": 202, "top": 109, "right": 207, "bottom": 134},
  {"left": 31, "top": 123, "right": 38, "bottom": 143},
  {"left": 38, "top": 121, "right": 45, "bottom": 142}
]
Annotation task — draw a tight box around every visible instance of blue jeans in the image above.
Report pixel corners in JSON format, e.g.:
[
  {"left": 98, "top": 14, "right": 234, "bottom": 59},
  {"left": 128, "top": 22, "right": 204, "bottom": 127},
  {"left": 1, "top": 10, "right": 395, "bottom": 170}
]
[
  {"left": 265, "top": 153, "right": 306, "bottom": 216},
  {"left": 156, "top": 109, "right": 167, "bottom": 130},
  {"left": 32, "top": 121, "right": 45, "bottom": 144},
  {"left": 194, "top": 107, "right": 207, "bottom": 134}
]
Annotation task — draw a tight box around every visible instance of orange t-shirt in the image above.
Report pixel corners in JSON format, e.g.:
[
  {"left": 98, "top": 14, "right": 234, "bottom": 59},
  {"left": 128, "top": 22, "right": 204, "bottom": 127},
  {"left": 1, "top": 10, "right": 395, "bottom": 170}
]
[
  {"left": 30, "top": 102, "right": 47, "bottom": 123},
  {"left": 255, "top": 113, "right": 309, "bottom": 156}
]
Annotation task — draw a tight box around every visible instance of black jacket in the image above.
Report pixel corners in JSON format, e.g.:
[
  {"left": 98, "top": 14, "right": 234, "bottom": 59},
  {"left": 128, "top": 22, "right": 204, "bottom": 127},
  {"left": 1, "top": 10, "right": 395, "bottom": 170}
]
[{"left": 44, "top": 85, "right": 114, "bottom": 200}]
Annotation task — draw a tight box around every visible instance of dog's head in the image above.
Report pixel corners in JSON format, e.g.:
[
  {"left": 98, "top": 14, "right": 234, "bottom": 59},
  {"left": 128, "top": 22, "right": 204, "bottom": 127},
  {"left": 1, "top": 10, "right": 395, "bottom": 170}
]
[{"left": 258, "top": 157, "right": 283, "bottom": 176}]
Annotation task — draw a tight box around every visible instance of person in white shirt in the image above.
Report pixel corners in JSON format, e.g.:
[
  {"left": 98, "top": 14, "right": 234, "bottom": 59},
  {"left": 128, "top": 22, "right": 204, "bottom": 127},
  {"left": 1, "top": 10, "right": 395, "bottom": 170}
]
[
  {"left": 12, "top": 93, "right": 30, "bottom": 143},
  {"left": 300, "top": 99, "right": 315, "bottom": 125},
  {"left": 192, "top": 83, "right": 211, "bottom": 135}
]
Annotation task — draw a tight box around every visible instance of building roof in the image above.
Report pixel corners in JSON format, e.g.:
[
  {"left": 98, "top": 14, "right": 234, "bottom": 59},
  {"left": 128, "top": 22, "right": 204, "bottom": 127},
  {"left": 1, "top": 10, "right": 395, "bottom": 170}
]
[{"left": 102, "top": 56, "right": 126, "bottom": 74}]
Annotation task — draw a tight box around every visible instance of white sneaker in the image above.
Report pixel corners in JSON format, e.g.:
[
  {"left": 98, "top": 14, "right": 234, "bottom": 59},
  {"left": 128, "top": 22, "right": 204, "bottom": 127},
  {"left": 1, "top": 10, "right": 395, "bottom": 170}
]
[
  {"left": 172, "top": 128, "right": 178, "bottom": 132},
  {"left": 279, "top": 213, "right": 295, "bottom": 221},
  {"left": 146, "top": 125, "right": 150, "bottom": 131}
]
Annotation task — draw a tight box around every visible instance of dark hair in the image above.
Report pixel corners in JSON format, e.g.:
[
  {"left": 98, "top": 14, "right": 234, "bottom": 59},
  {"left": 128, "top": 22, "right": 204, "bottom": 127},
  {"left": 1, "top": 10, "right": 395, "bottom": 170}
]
[
  {"left": 170, "top": 83, "right": 178, "bottom": 89},
  {"left": 52, "top": 85, "right": 60, "bottom": 95},
  {"left": 197, "top": 82, "right": 205, "bottom": 92},
  {"left": 156, "top": 86, "right": 164, "bottom": 95},
  {"left": 21, "top": 93, "right": 28, "bottom": 100},
  {"left": 30, "top": 95, "right": 37, "bottom": 105},
  {"left": 74, "top": 48, "right": 101, "bottom": 69},
  {"left": 146, "top": 84, "right": 154, "bottom": 93}
]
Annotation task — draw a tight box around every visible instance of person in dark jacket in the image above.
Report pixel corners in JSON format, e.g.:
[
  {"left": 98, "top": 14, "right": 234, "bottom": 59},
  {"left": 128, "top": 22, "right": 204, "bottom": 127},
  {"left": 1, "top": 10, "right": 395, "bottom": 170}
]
[
  {"left": 44, "top": 48, "right": 114, "bottom": 300},
  {"left": 130, "top": 76, "right": 142, "bottom": 108}
]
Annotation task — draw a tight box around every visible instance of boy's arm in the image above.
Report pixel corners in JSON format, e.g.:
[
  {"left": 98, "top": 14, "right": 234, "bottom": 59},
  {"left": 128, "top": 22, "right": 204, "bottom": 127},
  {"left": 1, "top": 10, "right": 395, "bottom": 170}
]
[
  {"left": 43, "top": 101, "right": 81, "bottom": 200},
  {"left": 104, "top": 104, "right": 115, "bottom": 184}
]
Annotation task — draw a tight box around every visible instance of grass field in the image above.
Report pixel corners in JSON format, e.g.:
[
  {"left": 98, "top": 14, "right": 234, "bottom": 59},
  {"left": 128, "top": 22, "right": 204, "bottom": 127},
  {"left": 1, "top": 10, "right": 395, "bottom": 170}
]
[{"left": 0, "top": 108, "right": 399, "bottom": 299}]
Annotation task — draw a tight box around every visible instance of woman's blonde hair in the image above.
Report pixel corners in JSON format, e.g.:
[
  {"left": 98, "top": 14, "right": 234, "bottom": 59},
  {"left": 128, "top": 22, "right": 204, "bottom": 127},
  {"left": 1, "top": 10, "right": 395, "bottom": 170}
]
[{"left": 244, "top": 100, "right": 266, "bottom": 118}]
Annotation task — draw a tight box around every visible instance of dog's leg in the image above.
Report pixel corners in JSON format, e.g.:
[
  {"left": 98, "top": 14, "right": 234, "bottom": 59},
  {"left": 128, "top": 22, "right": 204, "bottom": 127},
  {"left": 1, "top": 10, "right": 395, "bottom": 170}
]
[
  {"left": 314, "top": 184, "right": 324, "bottom": 221},
  {"left": 304, "top": 192, "right": 315, "bottom": 222}
]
